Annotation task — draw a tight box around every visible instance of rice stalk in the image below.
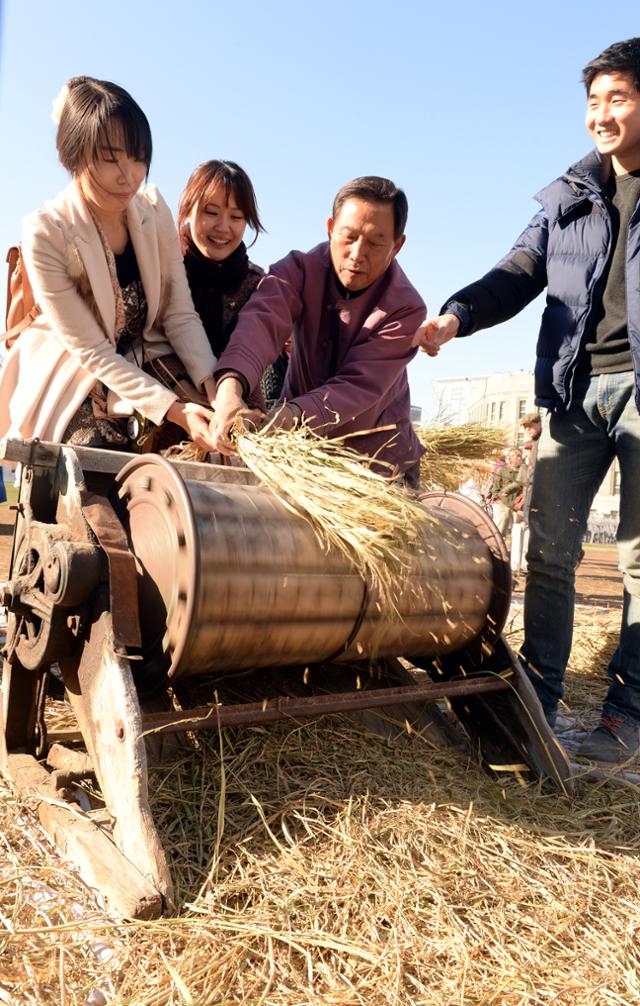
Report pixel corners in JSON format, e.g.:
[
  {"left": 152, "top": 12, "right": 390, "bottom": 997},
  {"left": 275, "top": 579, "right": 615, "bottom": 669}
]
[
  {"left": 231, "top": 415, "right": 450, "bottom": 616},
  {"left": 417, "top": 422, "right": 508, "bottom": 491}
]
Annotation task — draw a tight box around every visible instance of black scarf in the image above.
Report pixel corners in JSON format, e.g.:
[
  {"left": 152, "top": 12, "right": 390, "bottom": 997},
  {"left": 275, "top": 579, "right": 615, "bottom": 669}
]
[{"left": 183, "top": 239, "right": 250, "bottom": 357}]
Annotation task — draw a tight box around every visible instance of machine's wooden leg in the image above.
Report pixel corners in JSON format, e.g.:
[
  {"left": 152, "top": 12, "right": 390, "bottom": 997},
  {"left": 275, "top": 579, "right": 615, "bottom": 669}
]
[
  {"left": 60, "top": 606, "right": 174, "bottom": 908},
  {"left": 5, "top": 753, "right": 163, "bottom": 920},
  {"left": 0, "top": 659, "right": 43, "bottom": 768}
]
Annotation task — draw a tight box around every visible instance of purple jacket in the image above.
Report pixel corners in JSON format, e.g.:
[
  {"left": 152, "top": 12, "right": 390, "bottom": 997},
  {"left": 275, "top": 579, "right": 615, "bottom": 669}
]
[{"left": 216, "top": 242, "right": 426, "bottom": 475}]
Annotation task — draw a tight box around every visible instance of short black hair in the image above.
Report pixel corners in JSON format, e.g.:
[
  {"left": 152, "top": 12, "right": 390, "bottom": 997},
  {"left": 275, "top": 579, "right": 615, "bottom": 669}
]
[
  {"left": 56, "top": 76, "right": 152, "bottom": 175},
  {"left": 332, "top": 176, "right": 408, "bottom": 239},
  {"left": 583, "top": 37, "right": 640, "bottom": 93}
]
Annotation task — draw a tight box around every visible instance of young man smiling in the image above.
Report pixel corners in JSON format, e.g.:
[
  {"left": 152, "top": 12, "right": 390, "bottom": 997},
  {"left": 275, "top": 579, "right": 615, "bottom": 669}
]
[
  {"left": 415, "top": 37, "right": 640, "bottom": 762},
  {"left": 210, "top": 176, "right": 426, "bottom": 484}
]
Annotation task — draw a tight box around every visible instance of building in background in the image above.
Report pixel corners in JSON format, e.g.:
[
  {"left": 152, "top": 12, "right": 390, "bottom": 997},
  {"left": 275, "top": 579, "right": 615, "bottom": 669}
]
[
  {"left": 465, "top": 372, "right": 537, "bottom": 448},
  {"left": 433, "top": 371, "right": 619, "bottom": 517},
  {"left": 410, "top": 405, "right": 423, "bottom": 426},
  {"left": 432, "top": 375, "right": 488, "bottom": 426}
]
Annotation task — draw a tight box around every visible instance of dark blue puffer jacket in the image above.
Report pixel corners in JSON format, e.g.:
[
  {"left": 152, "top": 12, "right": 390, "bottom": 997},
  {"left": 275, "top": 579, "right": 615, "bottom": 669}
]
[{"left": 445, "top": 150, "right": 640, "bottom": 413}]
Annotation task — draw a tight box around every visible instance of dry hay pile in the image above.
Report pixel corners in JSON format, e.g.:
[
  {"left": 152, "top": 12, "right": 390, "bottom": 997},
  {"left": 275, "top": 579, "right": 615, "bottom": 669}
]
[
  {"left": 1, "top": 611, "right": 640, "bottom": 1005},
  {"left": 417, "top": 423, "right": 509, "bottom": 491}
]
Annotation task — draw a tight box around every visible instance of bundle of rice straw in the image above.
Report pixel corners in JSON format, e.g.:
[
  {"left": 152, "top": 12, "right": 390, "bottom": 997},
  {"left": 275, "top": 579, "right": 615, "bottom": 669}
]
[
  {"left": 230, "top": 414, "right": 447, "bottom": 615},
  {"left": 418, "top": 422, "right": 508, "bottom": 490}
]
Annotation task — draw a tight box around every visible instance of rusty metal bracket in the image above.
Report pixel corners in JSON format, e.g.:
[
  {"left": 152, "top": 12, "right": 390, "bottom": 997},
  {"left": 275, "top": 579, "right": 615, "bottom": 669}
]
[
  {"left": 322, "top": 580, "right": 370, "bottom": 664},
  {"left": 80, "top": 492, "right": 141, "bottom": 649},
  {"left": 139, "top": 674, "right": 512, "bottom": 734}
]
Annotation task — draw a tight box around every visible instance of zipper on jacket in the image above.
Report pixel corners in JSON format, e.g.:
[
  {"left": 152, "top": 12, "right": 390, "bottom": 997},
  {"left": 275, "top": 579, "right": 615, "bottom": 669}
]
[
  {"left": 561, "top": 188, "right": 611, "bottom": 409},
  {"left": 625, "top": 201, "right": 640, "bottom": 403}
]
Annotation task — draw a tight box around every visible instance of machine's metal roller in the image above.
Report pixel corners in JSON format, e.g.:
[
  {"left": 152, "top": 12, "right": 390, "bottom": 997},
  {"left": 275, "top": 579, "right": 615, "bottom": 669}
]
[{"left": 114, "top": 455, "right": 503, "bottom": 682}]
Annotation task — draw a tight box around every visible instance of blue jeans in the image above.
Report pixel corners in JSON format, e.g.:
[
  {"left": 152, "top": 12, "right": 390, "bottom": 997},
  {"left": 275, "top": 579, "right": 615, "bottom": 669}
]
[{"left": 520, "top": 372, "right": 640, "bottom": 723}]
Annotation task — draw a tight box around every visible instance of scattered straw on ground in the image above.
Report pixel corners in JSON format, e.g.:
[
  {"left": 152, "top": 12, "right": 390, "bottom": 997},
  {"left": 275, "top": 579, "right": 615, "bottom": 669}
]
[{"left": 2, "top": 606, "right": 639, "bottom": 1006}]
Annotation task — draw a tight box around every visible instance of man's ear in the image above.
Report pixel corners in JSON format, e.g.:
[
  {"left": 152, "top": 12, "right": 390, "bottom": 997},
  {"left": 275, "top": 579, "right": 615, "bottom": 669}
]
[
  {"left": 327, "top": 216, "right": 334, "bottom": 239},
  {"left": 392, "top": 234, "right": 406, "bottom": 257}
]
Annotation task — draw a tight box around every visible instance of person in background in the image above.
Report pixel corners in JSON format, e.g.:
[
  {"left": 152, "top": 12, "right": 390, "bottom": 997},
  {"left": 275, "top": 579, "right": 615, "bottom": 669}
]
[
  {"left": 511, "top": 412, "right": 542, "bottom": 579},
  {"left": 177, "top": 160, "right": 288, "bottom": 407},
  {"left": 414, "top": 37, "right": 640, "bottom": 762},
  {"left": 484, "top": 448, "right": 507, "bottom": 517},
  {"left": 0, "top": 76, "right": 218, "bottom": 453},
  {"left": 490, "top": 447, "right": 525, "bottom": 538},
  {"left": 522, "top": 411, "right": 542, "bottom": 457},
  {"left": 458, "top": 463, "right": 490, "bottom": 509},
  {"left": 210, "top": 175, "right": 426, "bottom": 486}
]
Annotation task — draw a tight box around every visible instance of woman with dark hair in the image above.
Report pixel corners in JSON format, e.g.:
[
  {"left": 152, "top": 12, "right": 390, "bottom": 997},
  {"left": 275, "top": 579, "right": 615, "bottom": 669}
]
[
  {"left": 0, "top": 76, "right": 218, "bottom": 452},
  {"left": 178, "top": 160, "right": 289, "bottom": 407}
]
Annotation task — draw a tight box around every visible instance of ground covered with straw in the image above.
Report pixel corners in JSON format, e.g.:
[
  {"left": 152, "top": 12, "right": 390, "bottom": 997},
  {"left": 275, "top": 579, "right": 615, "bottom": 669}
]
[{"left": 1, "top": 606, "right": 639, "bottom": 1005}]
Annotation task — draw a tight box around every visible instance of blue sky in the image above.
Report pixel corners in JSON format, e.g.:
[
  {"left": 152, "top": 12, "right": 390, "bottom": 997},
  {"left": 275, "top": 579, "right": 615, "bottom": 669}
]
[{"left": 0, "top": 1, "right": 638, "bottom": 416}]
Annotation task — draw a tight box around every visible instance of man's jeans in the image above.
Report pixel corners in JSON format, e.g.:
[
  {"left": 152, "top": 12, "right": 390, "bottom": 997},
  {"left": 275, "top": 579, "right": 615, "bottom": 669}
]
[{"left": 520, "top": 372, "right": 640, "bottom": 723}]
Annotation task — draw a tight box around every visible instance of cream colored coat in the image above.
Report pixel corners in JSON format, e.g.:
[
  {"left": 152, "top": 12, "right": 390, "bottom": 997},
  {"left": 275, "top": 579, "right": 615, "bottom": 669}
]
[{"left": 0, "top": 182, "right": 216, "bottom": 441}]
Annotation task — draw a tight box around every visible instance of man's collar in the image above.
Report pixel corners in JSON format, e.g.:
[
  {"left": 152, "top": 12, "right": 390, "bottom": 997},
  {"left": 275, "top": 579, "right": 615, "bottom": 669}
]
[
  {"left": 332, "top": 270, "right": 372, "bottom": 300},
  {"left": 564, "top": 149, "right": 611, "bottom": 193}
]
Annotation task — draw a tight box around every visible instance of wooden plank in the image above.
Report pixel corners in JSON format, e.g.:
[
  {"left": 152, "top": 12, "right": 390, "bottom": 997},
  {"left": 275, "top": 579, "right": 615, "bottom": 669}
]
[
  {"left": 60, "top": 606, "right": 174, "bottom": 905},
  {"left": 0, "top": 437, "right": 60, "bottom": 468},
  {"left": 46, "top": 743, "right": 93, "bottom": 775},
  {"left": 6, "top": 753, "right": 164, "bottom": 920},
  {"left": 1, "top": 660, "right": 42, "bottom": 759},
  {"left": 0, "top": 437, "right": 257, "bottom": 484}
]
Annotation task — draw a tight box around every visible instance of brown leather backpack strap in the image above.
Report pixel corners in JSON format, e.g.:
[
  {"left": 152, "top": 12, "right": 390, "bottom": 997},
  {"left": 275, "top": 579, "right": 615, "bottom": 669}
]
[
  {"left": 5, "top": 246, "right": 20, "bottom": 327},
  {"left": 1, "top": 304, "right": 43, "bottom": 343},
  {"left": 2, "top": 244, "right": 42, "bottom": 345}
]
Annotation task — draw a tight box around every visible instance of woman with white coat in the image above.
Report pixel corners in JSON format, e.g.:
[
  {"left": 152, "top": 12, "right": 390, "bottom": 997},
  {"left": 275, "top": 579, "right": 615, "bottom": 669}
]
[{"left": 0, "top": 75, "right": 218, "bottom": 452}]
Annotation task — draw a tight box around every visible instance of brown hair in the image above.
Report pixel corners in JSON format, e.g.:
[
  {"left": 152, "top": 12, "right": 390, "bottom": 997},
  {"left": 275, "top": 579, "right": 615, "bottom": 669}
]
[
  {"left": 178, "top": 160, "right": 264, "bottom": 250},
  {"left": 331, "top": 176, "right": 408, "bottom": 239},
  {"left": 56, "top": 76, "right": 152, "bottom": 175}
]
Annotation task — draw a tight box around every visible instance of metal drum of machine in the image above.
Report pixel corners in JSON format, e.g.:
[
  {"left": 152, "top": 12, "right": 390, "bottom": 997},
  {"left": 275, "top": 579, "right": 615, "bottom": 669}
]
[{"left": 114, "top": 455, "right": 504, "bottom": 683}]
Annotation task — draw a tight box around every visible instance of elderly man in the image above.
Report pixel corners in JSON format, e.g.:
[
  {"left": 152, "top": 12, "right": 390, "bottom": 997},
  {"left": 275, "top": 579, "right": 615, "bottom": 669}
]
[{"left": 210, "top": 176, "right": 426, "bottom": 485}]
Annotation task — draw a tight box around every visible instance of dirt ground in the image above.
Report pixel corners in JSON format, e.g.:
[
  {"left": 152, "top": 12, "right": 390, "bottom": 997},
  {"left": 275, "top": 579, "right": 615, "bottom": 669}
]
[
  {"left": 0, "top": 498, "right": 623, "bottom": 605},
  {"left": 511, "top": 541, "right": 623, "bottom": 606}
]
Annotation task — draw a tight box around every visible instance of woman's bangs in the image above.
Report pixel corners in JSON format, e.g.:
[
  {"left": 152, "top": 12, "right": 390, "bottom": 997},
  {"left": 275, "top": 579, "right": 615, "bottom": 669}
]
[
  {"left": 202, "top": 169, "right": 235, "bottom": 209},
  {"left": 96, "top": 109, "right": 152, "bottom": 169}
]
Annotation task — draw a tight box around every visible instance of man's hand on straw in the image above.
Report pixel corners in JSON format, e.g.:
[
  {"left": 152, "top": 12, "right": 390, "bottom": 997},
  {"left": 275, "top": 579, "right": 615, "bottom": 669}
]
[
  {"left": 210, "top": 375, "right": 247, "bottom": 455},
  {"left": 265, "top": 403, "right": 299, "bottom": 432},
  {"left": 233, "top": 408, "right": 268, "bottom": 436}
]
